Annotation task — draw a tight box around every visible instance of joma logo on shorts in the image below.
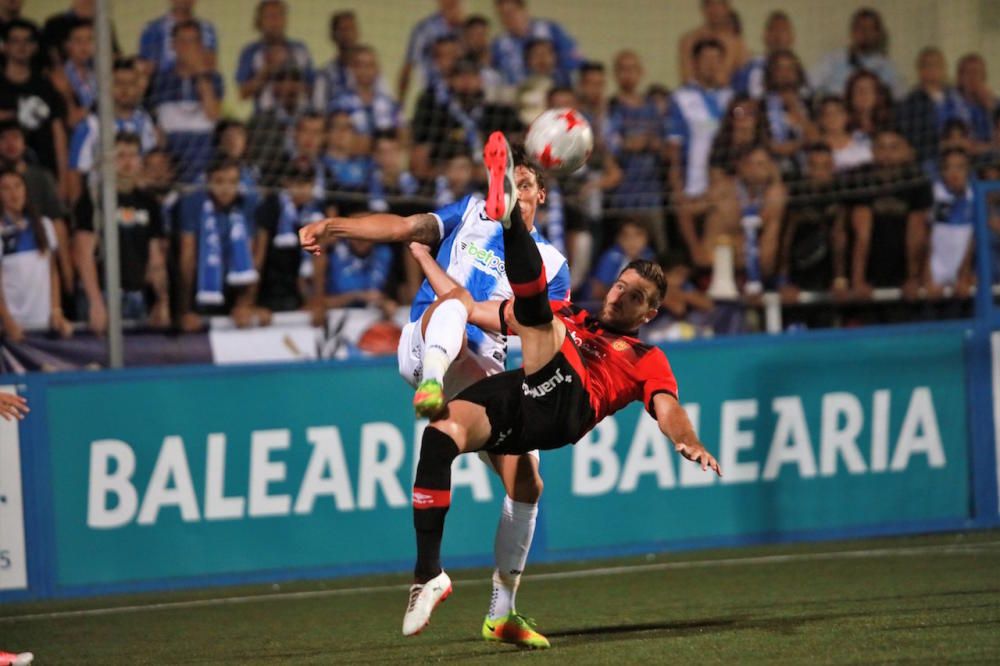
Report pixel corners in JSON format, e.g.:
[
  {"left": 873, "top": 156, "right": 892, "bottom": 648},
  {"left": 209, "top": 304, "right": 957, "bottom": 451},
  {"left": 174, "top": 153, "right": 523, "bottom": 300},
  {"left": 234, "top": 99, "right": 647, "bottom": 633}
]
[
  {"left": 461, "top": 241, "right": 506, "bottom": 274},
  {"left": 523, "top": 368, "right": 572, "bottom": 398}
]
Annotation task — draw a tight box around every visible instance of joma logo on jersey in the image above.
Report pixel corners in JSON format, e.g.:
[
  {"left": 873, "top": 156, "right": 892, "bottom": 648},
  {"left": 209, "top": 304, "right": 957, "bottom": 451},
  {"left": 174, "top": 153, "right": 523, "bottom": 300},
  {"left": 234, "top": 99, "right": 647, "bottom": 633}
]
[{"left": 460, "top": 241, "right": 506, "bottom": 274}]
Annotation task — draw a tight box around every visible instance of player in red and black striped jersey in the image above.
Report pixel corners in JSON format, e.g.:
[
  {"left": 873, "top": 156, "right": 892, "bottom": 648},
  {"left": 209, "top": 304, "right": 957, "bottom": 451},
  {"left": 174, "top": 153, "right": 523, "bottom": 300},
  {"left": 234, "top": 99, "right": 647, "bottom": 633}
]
[{"left": 401, "top": 132, "right": 720, "bottom": 641}]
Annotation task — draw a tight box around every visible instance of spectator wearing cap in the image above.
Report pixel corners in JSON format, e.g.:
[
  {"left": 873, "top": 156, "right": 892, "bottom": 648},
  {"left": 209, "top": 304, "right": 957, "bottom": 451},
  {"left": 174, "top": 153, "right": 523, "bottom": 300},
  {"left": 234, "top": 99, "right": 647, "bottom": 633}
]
[
  {"left": 410, "top": 56, "right": 521, "bottom": 180},
  {"left": 492, "top": 0, "right": 581, "bottom": 87},
  {"left": 0, "top": 19, "right": 69, "bottom": 199},
  {"left": 398, "top": 0, "right": 466, "bottom": 103},
  {"left": 236, "top": 0, "right": 314, "bottom": 112},
  {"left": 810, "top": 7, "right": 904, "bottom": 99},
  {"left": 73, "top": 133, "right": 169, "bottom": 333},
  {"left": 138, "top": 0, "right": 218, "bottom": 78},
  {"left": 329, "top": 45, "right": 407, "bottom": 155},
  {"left": 148, "top": 19, "right": 222, "bottom": 183},
  {"left": 253, "top": 159, "right": 327, "bottom": 323}
]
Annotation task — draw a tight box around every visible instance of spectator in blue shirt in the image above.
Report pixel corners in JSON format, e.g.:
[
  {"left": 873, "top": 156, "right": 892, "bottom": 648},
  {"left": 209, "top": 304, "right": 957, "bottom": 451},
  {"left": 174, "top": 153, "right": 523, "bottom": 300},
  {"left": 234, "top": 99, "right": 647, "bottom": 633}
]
[
  {"left": 138, "top": 0, "right": 217, "bottom": 78},
  {"left": 398, "top": 0, "right": 466, "bottom": 103},
  {"left": 313, "top": 10, "right": 359, "bottom": 113},
  {"left": 325, "top": 237, "right": 395, "bottom": 309},
  {"left": 589, "top": 218, "right": 656, "bottom": 301},
  {"left": 896, "top": 47, "right": 950, "bottom": 168},
  {"left": 330, "top": 45, "right": 406, "bottom": 154},
  {"left": 322, "top": 110, "right": 371, "bottom": 193},
  {"left": 176, "top": 158, "right": 258, "bottom": 331},
  {"left": 148, "top": 20, "right": 223, "bottom": 183},
  {"left": 943, "top": 53, "right": 997, "bottom": 153},
  {"left": 236, "top": 0, "right": 314, "bottom": 112},
  {"left": 492, "top": 0, "right": 581, "bottom": 87},
  {"left": 810, "top": 7, "right": 904, "bottom": 100},
  {"left": 607, "top": 49, "right": 670, "bottom": 253}
]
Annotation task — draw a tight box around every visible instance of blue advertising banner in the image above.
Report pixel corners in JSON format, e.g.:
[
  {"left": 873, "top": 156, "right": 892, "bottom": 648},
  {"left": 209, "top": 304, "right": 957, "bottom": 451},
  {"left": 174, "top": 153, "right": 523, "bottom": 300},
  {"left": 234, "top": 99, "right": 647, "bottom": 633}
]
[{"left": 12, "top": 326, "right": 973, "bottom": 596}]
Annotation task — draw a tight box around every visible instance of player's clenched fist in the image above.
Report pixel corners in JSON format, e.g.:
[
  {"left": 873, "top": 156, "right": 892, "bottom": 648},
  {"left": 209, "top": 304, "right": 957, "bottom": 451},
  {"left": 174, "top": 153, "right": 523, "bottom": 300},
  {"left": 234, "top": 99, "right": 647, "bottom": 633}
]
[
  {"left": 0, "top": 392, "right": 29, "bottom": 421},
  {"left": 299, "top": 219, "right": 331, "bottom": 256}
]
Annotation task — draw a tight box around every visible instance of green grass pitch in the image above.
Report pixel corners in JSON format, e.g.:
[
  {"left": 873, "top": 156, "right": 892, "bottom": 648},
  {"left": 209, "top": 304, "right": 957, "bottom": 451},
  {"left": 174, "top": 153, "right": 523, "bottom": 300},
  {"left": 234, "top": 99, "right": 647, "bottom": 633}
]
[{"left": 2, "top": 531, "right": 998, "bottom": 664}]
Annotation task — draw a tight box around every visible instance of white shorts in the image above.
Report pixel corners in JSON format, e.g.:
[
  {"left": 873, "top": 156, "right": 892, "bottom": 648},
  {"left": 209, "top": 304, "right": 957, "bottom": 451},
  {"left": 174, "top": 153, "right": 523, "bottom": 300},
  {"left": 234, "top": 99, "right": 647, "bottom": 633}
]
[{"left": 396, "top": 320, "right": 539, "bottom": 465}]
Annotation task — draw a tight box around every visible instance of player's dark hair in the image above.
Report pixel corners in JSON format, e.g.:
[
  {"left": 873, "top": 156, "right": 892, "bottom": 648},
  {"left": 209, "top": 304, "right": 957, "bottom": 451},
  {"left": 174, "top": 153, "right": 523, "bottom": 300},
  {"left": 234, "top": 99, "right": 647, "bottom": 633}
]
[
  {"left": 620, "top": 259, "right": 667, "bottom": 307},
  {"left": 692, "top": 37, "right": 725, "bottom": 59},
  {"left": 0, "top": 169, "right": 48, "bottom": 253},
  {"left": 511, "top": 143, "right": 545, "bottom": 192}
]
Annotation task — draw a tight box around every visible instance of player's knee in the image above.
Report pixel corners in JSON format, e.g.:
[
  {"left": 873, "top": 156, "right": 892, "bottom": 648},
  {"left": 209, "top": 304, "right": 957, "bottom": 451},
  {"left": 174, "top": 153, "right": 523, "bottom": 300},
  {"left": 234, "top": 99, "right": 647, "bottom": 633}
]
[
  {"left": 419, "top": 426, "right": 460, "bottom": 469},
  {"left": 513, "top": 296, "right": 553, "bottom": 328},
  {"left": 441, "top": 287, "right": 474, "bottom": 314},
  {"left": 509, "top": 460, "right": 543, "bottom": 503}
]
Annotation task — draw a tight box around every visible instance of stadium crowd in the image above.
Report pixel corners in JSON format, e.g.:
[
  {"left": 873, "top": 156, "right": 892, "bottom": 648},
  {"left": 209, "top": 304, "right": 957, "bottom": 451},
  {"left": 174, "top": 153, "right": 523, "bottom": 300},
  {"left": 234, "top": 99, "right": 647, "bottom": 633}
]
[{"left": 0, "top": 0, "right": 999, "bottom": 346}]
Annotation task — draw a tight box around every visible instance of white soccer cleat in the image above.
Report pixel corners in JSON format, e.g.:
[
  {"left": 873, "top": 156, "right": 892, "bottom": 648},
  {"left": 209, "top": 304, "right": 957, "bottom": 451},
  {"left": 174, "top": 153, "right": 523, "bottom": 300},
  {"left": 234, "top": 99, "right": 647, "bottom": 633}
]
[{"left": 401, "top": 571, "right": 452, "bottom": 636}]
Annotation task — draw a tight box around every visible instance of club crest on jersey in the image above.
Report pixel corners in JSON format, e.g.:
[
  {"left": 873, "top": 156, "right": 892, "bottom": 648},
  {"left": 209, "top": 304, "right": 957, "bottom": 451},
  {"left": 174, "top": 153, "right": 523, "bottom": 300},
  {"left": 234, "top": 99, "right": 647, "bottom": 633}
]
[
  {"left": 459, "top": 240, "right": 506, "bottom": 275},
  {"left": 612, "top": 339, "right": 629, "bottom": 352}
]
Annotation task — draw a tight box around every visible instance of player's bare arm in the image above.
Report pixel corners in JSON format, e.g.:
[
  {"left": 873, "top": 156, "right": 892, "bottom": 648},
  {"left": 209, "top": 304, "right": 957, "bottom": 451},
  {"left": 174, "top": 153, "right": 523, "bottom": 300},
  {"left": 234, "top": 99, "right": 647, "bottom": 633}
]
[
  {"left": 408, "top": 241, "right": 505, "bottom": 333},
  {"left": 299, "top": 213, "right": 442, "bottom": 255},
  {"left": 653, "top": 392, "right": 721, "bottom": 476}
]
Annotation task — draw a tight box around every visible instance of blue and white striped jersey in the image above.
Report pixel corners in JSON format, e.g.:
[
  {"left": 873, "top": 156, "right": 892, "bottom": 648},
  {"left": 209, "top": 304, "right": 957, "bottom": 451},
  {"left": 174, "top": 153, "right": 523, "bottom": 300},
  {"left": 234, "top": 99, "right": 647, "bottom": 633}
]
[{"left": 411, "top": 194, "right": 571, "bottom": 371}]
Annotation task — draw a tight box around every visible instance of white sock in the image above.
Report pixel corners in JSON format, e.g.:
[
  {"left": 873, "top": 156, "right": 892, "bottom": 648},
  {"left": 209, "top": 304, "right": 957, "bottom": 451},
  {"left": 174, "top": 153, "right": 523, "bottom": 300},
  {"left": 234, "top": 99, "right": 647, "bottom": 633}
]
[
  {"left": 488, "top": 496, "right": 538, "bottom": 619},
  {"left": 421, "top": 299, "right": 468, "bottom": 384}
]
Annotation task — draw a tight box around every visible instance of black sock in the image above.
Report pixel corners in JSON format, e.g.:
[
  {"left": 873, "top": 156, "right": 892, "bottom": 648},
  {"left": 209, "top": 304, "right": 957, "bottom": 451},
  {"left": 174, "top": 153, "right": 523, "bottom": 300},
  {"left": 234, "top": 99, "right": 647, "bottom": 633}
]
[
  {"left": 502, "top": 205, "right": 553, "bottom": 326},
  {"left": 413, "top": 427, "right": 459, "bottom": 582}
]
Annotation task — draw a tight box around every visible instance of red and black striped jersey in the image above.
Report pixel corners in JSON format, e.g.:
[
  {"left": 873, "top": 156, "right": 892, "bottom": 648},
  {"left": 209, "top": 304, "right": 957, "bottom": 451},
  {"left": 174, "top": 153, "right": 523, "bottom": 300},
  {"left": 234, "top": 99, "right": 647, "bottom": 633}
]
[{"left": 551, "top": 300, "right": 678, "bottom": 425}]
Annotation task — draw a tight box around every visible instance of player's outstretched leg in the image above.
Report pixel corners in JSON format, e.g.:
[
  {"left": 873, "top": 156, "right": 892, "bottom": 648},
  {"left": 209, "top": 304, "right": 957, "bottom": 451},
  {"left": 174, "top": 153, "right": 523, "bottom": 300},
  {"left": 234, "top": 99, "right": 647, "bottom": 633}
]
[
  {"left": 484, "top": 131, "right": 516, "bottom": 226},
  {"left": 402, "top": 426, "right": 459, "bottom": 636}
]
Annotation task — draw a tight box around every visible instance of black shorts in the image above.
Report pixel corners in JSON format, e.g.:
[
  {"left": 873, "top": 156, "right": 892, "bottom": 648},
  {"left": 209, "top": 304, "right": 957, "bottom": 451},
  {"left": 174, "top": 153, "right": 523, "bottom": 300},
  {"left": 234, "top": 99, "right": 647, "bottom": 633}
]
[{"left": 455, "top": 343, "right": 595, "bottom": 455}]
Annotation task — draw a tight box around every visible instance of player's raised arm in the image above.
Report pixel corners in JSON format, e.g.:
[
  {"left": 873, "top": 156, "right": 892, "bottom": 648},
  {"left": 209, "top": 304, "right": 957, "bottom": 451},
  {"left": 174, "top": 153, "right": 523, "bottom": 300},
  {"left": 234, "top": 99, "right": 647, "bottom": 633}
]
[
  {"left": 652, "top": 392, "right": 721, "bottom": 477},
  {"left": 299, "top": 213, "right": 442, "bottom": 256},
  {"left": 408, "top": 242, "right": 503, "bottom": 333}
]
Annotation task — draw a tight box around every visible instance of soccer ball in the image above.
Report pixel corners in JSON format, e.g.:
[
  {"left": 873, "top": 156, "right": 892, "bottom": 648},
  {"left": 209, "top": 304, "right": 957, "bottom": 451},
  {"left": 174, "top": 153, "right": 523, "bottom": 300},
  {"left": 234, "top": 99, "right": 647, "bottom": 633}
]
[{"left": 525, "top": 108, "right": 594, "bottom": 175}]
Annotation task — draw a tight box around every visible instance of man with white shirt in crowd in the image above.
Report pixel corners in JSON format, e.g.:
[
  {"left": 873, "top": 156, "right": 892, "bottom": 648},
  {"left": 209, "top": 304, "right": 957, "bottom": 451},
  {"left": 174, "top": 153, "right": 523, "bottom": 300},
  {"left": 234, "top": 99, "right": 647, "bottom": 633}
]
[
  {"left": 667, "top": 37, "right": 734, "bottom": 267},
  {"left": 810, "top": 7, "right": 904, "bottom": 100}
]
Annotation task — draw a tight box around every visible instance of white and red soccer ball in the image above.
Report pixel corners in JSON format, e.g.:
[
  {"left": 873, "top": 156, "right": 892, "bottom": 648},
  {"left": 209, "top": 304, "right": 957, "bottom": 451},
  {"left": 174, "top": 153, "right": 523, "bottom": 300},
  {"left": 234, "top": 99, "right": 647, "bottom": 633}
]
[{"left": 525, "top": 108, "right": 594, "bottom": 175}]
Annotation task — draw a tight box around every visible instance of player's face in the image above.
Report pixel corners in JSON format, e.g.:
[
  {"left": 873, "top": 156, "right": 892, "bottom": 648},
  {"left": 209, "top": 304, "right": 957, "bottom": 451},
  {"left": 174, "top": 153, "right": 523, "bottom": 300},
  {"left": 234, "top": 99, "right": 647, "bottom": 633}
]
[
  {"left": 514, "top": 165, "right": 545, "bottom": 224},
  {"left": 599, "top": 269, "right": 659, "bottom": 330}
]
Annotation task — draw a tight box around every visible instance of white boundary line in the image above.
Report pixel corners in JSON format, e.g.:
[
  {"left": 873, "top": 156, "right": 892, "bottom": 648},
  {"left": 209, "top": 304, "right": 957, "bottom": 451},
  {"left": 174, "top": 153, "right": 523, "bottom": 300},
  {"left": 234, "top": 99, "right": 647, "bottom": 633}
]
[{"left": 2, "top": 540, "right": 998, "bottom": 623}]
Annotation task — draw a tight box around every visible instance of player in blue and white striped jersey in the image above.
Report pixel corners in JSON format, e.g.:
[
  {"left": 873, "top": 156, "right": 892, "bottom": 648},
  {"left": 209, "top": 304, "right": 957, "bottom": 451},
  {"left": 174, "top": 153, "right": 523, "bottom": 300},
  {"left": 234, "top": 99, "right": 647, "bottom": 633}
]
[{"left": 300, "top": 146, "right": 567, "bottom": 648}]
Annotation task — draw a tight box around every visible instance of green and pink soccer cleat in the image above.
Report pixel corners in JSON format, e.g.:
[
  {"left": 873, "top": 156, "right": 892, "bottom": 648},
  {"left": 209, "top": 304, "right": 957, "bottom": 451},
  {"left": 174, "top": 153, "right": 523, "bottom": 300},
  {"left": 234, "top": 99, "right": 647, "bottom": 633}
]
[
  {"left": 482, "top": 612, "right": 551, "bottom": 649},
  {"left": 413, "top": 379, "right": 445, "bottom": 419}
]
